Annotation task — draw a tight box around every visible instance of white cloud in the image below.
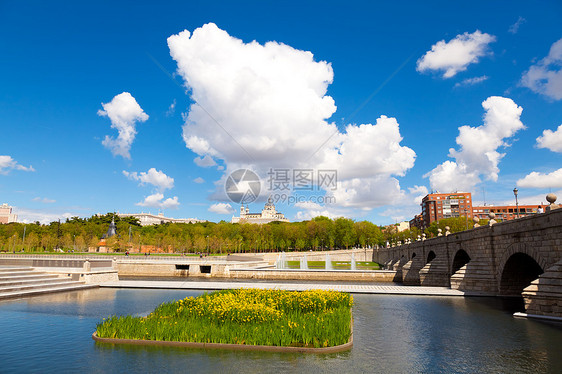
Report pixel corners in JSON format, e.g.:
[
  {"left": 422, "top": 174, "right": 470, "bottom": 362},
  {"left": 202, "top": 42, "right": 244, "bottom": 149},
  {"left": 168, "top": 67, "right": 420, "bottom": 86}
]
[
  {"left": 417, "top": 30, "right": 496, "bottom": 78},
  {"left": 425, "top": 96, "right": 525, "bottom": 191},
  {"left": 98, "top": 92, "right": 149, "bottom": 159},
  {"left": 454, "top": 75, "right": 489, "bottom": 88},
  {"left": 320, "top": 117, "right": 416, "bottom": 180},
  {"left": 0, "top": 155, "right": 34, "bottom": 175},
  {"left": 14, "top": 208, "right": 73, "bottom": 224},
  {"left": 379, "top": 209, "right": 407, "bottom": 224},
  {"left": 167, "top": 24, "right": 416, "bottom": 213},
  {"left": 123, "top": 168, "right": 174, "bottom": 191},
  {"left": 208, "top": 202, "right": 234, "bottom": 214},
  {"left": 408, "top": 185, "right": 429, "bottom": 205},
  {"left": 194, "top": 155, "right": 217, "bottom": 167},
  {"left": 136, "top": 193, "right": 180, "bottom": 209},
  {"left": 521, "top": 38, "right": 562, "bottom": 100},
  {"left": 517, "top": 168, "right": 562, "bottom": 189},
  {"left": 294, "top": 201, "right": 342, "bottom": 220},
  {"left": 32, "top": 197, "right": 56, "bottom": 204},
  {"left": 193, "top": 177, "right": 205, "bottom": 184},
  {"left": 508, "top": 16, "right": 526, "bottom": 34},
  {"left": 328, "top": 176, "right": 405, "bottom": 209},
  {"left": 166, "top": 99, "right": 176, "bottom": 116},
  {"left": 536, "top": 124, "right": 562, "bottom": 153}
]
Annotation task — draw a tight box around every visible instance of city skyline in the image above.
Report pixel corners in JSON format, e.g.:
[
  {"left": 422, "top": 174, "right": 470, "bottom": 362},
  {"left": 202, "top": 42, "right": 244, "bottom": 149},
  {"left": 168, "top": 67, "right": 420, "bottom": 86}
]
[{"left": 1, "top": 1, "right": 561, "bottom": 225}]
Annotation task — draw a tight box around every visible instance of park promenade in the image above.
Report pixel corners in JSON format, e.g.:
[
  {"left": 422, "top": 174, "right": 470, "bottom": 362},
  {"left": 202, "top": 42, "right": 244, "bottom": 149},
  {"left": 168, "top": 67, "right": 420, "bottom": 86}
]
[{"left": 100, "top": 279, "right": 464, "bottom": 296}]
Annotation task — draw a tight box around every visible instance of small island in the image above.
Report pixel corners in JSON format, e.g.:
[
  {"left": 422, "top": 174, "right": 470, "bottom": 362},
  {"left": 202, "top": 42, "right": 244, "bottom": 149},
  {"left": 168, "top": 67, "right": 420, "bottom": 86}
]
[{"left": 94, "top": 289, "right": 353, "bottom": 352}]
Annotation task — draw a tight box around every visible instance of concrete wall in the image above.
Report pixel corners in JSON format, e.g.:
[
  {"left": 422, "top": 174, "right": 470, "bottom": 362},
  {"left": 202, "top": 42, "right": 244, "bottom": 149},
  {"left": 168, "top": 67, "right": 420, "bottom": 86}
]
[
  {"left": 229, "top": 269, "right": 396, "bottom": 282},
  {"left": 115, "top": 260, "right": 268, "bottom": 277},
  {"left": 262, "top": 248, "right": 374, "bottom": 264}
]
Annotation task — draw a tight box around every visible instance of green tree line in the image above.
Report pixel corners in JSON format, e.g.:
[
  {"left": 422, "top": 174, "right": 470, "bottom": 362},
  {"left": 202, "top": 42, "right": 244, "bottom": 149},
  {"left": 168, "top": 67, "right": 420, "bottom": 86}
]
[{"left": 0, "top": 213, "right": 475, "bottom": 253}]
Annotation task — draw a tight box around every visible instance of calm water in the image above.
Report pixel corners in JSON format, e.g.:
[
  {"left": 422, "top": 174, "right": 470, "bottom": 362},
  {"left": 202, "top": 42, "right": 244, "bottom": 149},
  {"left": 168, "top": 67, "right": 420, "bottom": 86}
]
[{"left": 0, "top": 288, "right": 561, "bottom": 373}]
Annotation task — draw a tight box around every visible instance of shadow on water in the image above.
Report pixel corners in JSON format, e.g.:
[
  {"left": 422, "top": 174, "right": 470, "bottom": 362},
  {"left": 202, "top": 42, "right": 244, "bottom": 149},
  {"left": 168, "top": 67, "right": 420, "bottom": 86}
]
[{"left": 476, "top": 295, "right": 526, "bottom": 314}]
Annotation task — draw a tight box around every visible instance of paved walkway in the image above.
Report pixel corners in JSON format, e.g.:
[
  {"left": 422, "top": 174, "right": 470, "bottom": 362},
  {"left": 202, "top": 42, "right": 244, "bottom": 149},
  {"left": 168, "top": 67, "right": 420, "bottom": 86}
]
[{"left": 100, "top": 280, "right": 465, "bottom": 296}]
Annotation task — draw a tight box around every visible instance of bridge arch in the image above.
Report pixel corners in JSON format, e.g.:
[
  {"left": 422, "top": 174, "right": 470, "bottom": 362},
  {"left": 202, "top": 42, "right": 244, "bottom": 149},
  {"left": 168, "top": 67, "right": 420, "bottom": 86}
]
[
  {"left": 498, "top": 243, "right": 546, "bottom": 296},
  {"left": 499, "top": 253, "right": 543, "bottom": 296},
  {"left": 426, "top": 251, "right": 436, "bottom": 264},
  {"left": 451, "top": 249, "right": 471, "bottom": 274}
]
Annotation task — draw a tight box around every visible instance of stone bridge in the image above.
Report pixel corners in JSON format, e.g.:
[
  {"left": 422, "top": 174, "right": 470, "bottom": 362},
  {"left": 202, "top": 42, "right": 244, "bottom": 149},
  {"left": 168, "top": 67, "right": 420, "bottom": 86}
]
[{"left": 374, "top": 207, "right": 562, "bottom": 318}]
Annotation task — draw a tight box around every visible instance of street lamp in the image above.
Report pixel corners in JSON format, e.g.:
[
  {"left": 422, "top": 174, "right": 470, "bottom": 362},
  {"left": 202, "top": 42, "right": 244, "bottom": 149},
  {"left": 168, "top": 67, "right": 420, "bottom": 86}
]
[
  {"left": 22, "top": 225, "right": 27, "bottom": 252},
  {"left": 513, "top": 188, "right": 519, "bottom": 219}
]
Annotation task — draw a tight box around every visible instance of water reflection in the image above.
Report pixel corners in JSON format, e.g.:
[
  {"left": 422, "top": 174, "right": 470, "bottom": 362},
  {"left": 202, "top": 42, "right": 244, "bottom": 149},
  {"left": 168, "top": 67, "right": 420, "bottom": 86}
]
[{"left": 0, "top": 289, "right": 561, "bottom": 373}]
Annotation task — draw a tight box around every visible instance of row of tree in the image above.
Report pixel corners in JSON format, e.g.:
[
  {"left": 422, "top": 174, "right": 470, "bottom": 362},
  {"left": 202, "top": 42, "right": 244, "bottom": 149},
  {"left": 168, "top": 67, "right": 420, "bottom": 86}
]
[{"left": 0, "top": 213, "right": 475, "bottom": 253}]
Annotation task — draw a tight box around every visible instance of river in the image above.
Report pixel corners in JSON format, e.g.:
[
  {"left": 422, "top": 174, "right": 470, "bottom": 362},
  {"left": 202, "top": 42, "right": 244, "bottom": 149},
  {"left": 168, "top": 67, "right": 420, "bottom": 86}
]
[{"left": 0, "top": 288, "right": 561, "bottom": 373}]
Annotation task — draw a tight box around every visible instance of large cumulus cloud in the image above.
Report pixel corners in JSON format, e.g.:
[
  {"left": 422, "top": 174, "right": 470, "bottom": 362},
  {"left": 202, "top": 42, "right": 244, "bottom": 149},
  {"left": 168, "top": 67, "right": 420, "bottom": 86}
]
[
  {"left": 425, "top": 96, "right": 524, "bottom": 192},
  {"left": 167, "top": 23, "right": 416, "bottom": 215}
]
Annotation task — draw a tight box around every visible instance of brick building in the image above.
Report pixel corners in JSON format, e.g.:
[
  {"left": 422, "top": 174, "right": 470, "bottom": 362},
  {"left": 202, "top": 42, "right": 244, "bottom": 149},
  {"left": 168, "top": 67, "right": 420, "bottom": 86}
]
[
  {"left": 472, "top": 204, "right": 549, "bottom": 221},
  {"left": 409, "top": 214, "right": 423, "bottom": 230},
  {"left": 416, "top": 192, "right": 473, "bottom": 230}
]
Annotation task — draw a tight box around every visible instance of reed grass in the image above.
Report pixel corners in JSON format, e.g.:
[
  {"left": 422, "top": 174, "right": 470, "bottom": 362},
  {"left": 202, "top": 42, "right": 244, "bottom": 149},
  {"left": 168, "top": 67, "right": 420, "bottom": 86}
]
[{"left": 96, "top": 289, "right": 352, "bottom": 348}]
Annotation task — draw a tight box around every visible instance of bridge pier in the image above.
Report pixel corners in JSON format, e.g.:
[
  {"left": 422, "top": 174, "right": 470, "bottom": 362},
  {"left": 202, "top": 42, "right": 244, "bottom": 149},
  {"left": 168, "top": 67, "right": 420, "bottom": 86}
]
[
  {"left": 419, "top": 253, "right": 451, "bottom": 287},
  {"left": 522, "top": 260, "right": 562, "bottom": 318},
  {"left": 392, "top": 257, "right": 408, "bottom": 282},
  {"left": 402, "top": 256, "right": 424, "bottom": 285},
  {"left": 450, "top": 257, "right": 497, "bottom": 295}
]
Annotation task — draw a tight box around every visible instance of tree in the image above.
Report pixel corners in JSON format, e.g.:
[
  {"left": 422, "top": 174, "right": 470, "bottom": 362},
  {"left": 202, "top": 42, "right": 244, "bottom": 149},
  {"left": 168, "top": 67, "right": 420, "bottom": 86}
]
[
  {"left": 425, "top": 216, "right": 473, "bottom": 237},
  {"left": 88, "top": 236, "right": 100, "bottom": 252},
  {"left": 334, "top": 218, "right": 355, "bottom": 249},
  {"left": 25, "top": 232, "right": 40, "bottom": 251},
  {"left": 75, "top": 235, "right": 86, "bottom": 251}
]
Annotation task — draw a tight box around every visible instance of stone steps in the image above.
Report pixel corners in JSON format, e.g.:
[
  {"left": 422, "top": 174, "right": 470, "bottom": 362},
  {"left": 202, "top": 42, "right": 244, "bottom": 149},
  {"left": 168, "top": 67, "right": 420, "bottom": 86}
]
[
  {"left": 0, "top": 267, "right": 36, "bottom": 273},
  {"left": 0, "top": 266, "right": 97, "bottom": 300},
  {"left": 0, "top": 270, "right": 57, "bottom": 278},
  {"left": 0, "top": 277, "right": 65, "bottom": 287},
  {"left": 402, "top": 257, "right": 424, "bottom": 285},
  {"left": 419, "top": 256, "right": 450, "bottom": 287},
  {"left": 0, "top": 273, "right": 60, "bottom": 281},
  {"left": 522, "top": 260, "right": 562, "bottom": 317},
  {"left": 450, "top": 258, "right": 497, "bottom": 294}
]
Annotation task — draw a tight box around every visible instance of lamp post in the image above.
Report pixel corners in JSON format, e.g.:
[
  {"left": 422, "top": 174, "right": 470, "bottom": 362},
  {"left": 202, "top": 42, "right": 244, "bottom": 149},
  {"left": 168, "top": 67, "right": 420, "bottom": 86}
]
[
  {"left": 513, "top": 188, "right": 519, "bottom": 219},
  {"left": 22, "top": 225, "right": 26, "bottom": 252}
]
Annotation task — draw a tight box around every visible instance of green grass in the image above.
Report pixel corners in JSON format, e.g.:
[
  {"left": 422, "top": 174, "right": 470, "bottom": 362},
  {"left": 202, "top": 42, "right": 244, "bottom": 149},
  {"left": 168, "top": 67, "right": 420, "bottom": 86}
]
[{"left": 96, "top": 289, "right": 353, "bottom": 348}]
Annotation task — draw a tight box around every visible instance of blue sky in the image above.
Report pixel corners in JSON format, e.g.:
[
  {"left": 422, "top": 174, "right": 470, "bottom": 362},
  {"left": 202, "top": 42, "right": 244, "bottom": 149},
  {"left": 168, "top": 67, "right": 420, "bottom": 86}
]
[{"left": 1, "top": 1, "right": 561, "bottom": 224}]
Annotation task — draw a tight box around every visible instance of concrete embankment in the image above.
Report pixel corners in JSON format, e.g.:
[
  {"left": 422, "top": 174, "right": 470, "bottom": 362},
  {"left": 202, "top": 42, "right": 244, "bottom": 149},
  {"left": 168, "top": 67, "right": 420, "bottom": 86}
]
[
  {"left": 113, "top": 248, "right": 388, "bottom": 282},
  {"left": 0, "top": 249, "right": 384, "bottom": 284},
  {"left": 228, "top": 269, "right": 396, "bottom": 282}
]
